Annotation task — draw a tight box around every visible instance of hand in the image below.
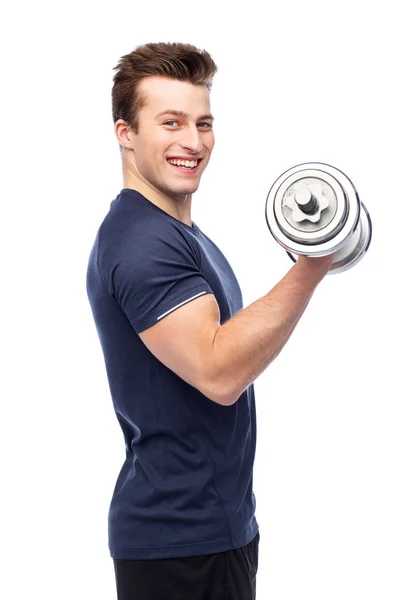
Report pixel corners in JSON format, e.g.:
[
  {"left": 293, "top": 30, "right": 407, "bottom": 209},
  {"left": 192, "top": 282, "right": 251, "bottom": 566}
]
[{"left": 295, "top": 253, "right": 334, "bottom": 278}]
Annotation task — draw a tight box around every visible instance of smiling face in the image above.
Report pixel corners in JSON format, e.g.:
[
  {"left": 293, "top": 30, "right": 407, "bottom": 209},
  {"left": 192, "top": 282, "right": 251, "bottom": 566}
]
[{"left": 116, "top": 76, "right": 215, "bottom": 204}]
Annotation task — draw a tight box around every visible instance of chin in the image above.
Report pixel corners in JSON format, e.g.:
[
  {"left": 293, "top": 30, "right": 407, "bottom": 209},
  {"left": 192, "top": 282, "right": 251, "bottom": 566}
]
[{"left": 172, "top": 184, "right": 199, "bottom": 196}]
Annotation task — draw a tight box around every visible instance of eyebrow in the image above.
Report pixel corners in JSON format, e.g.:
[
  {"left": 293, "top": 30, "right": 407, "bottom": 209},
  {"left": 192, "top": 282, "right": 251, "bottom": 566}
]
[{"left": 156, "top": 109, "right": 215, "bottom": 121}]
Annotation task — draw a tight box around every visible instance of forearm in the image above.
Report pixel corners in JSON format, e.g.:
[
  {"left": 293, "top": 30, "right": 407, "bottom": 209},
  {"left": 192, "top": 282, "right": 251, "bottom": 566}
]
[{"left": 209, "top": 257, "right": 331, "bottom": 405}]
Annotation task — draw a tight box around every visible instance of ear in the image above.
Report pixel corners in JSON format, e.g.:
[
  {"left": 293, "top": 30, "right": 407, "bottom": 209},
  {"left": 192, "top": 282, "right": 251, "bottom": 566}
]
[{"left": 114, "top": 119, "right": 135, "bottom": 150}]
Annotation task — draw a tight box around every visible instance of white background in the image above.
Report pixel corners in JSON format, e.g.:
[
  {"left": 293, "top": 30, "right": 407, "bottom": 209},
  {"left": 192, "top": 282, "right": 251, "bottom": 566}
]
[{"left": 1, "top": 1, "right": 415, "bottom": 598}]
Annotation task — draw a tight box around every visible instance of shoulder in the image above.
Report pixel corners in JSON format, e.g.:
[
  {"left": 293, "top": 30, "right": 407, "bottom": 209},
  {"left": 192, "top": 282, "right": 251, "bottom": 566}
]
[{"left": 98, "top": 218, "right": 201, "bottom": 285}]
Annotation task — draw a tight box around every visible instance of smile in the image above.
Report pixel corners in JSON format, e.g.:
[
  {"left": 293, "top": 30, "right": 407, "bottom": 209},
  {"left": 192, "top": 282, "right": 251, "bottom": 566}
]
[{"left": 166, "top": 158, "right": 202, "bottom": 173}]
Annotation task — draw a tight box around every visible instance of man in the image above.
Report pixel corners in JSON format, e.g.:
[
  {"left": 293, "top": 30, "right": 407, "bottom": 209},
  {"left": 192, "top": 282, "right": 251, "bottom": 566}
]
[{"left": 86, "top": 42, "right": 333, "bottom": 600}]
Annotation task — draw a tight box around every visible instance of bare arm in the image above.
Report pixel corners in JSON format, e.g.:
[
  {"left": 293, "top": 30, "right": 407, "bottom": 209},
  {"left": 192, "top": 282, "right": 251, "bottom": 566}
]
[
  {"left": 139, "top": 255, "right": 333, "bottom": 406},
  {"left": 207, "top": 255, "right": 333, "bottom": 405}
]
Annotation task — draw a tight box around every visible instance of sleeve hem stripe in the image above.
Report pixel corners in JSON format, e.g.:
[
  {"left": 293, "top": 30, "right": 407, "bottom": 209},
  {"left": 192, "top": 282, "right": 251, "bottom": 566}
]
[{"left": 156, "top": 291, "right": 208, "bottom": 321}]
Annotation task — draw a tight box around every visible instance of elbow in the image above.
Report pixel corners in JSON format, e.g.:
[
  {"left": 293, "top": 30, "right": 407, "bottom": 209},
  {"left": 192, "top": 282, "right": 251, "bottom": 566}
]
[
  {"left": 206, "top": 389, "right": 237, "bottom": 406},
  {"left": 200, "top": 374, "right": 238, "bottom": 406},
  {"left": 198, "top": 335, "right": 239, "bottom": 406}
]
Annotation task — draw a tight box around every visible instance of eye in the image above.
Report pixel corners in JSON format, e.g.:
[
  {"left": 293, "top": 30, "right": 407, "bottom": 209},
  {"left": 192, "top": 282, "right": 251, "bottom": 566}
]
[{"left": 163, "top": 120, "right": 212, "bottom": 129}]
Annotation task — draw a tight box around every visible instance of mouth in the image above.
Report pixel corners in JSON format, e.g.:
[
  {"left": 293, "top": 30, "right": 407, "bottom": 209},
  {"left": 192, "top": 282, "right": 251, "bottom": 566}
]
[{"left": 166, "top": 157, "right": 202, "bottom": 175}]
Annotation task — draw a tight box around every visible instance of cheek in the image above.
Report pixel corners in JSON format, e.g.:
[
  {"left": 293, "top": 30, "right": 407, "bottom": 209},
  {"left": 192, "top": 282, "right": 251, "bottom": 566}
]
[
  {"left": 136, "top": 147, "right": 161, "bottom": 172},
  {"left": 207, "top": 133, "right": 215, "bottom": 151}
]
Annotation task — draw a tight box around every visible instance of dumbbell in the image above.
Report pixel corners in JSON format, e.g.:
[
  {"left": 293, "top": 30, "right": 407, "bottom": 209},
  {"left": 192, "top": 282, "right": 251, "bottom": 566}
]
[{"left": 265, "top": 162, "right": 372, "bottom": 274}]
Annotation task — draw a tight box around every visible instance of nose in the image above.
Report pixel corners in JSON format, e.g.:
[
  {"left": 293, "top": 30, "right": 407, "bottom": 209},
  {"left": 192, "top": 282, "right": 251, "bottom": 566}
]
[{"left": 180, "top": 126, "right": 203, "bottom": 154}]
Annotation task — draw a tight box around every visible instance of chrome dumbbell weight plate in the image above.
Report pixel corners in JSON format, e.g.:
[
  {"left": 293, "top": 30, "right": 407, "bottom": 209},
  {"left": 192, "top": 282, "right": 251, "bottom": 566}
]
[{"left": 265, "top": 162, "right": 372, "bottom": 274}]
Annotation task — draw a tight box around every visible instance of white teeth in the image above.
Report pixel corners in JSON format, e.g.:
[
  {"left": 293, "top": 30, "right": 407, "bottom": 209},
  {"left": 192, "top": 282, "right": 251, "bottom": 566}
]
[{"left": 167, "top": 158, "right": 198, "bottom": 168}]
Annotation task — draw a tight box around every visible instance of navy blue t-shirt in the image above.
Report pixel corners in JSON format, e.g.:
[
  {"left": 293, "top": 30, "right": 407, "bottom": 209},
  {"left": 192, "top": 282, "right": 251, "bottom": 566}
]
[{"left": 86, "top": 188, "right": 258, "bottom": 560}]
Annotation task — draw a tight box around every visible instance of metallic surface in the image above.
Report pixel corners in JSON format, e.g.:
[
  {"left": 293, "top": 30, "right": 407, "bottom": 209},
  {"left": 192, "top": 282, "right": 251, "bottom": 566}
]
[{"left": 265, "top": 162, "right": 372, "bottom": 274}]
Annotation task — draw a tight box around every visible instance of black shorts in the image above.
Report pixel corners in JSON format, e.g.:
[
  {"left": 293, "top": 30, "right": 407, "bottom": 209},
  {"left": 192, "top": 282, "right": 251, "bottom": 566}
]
[{"left": 113, "top": 531, "right": 260, "bottom": 600}]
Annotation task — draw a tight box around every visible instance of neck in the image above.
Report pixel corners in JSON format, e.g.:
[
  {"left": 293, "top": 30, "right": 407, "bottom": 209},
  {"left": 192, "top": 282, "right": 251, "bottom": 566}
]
[{"left": 122, "top": 166, "right": 193, "bottom": 228}]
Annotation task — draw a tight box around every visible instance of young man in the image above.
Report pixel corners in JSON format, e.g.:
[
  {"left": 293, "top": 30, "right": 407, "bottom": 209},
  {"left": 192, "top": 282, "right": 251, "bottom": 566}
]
[{"left": 86, "top": 42, "right": 333, "bottom": 600}]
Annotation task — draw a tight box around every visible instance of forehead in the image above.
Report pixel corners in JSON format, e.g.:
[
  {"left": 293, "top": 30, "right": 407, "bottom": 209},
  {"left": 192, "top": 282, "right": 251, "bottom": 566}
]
[{"left": 138, "top": 76, "right": 211, "bottom": 116}]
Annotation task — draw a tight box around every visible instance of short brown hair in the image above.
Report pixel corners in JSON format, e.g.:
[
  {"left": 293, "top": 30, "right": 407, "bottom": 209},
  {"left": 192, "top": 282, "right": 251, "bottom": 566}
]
[{"left": 112, "top": 42, "right": 218, "bottom": 133}]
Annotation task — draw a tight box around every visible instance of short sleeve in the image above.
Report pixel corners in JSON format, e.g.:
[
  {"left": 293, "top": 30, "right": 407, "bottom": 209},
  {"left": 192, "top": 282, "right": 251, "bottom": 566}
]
[{"left": 105, "top": 226, "right": 214, "bottom": 334}]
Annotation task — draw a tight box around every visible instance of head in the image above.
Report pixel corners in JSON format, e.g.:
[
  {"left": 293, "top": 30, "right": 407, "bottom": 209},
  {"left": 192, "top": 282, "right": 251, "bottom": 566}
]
[{"left": 112, "top": 42, "right": 217, "bottom": 202}]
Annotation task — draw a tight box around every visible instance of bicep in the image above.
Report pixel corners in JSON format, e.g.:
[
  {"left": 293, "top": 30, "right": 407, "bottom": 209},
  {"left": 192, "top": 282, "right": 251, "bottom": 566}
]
[{"left": 138, "top": 293, "right": 224, "bottom": 404}]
